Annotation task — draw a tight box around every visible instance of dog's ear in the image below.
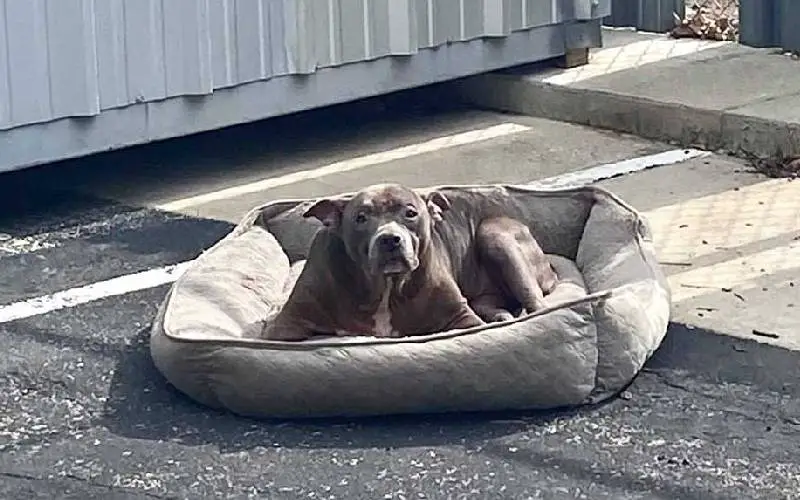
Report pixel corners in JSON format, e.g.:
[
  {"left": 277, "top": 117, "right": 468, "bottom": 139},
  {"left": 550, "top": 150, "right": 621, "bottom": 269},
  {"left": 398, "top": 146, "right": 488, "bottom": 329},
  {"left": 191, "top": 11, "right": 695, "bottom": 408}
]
[
  {"left": 424, "top": 191, "right": 451, "bottom": 222},
  {"left": 303, "top": 198, "right": 348, "bottom": 228}
]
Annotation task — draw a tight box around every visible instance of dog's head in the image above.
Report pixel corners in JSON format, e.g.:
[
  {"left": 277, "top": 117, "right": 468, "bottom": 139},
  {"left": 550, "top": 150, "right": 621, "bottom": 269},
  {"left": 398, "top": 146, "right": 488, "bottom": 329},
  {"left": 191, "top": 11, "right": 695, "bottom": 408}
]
[{"left": 303, "top": 183, "right": 451, "bottom": 278}]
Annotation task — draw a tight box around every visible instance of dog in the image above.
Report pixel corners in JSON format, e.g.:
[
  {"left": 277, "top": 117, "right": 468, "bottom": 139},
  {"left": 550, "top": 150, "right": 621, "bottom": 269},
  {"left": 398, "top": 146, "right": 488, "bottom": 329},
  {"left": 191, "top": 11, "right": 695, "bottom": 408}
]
[{"left": 263, "top": 183, "right": 557, "bottom": 341}]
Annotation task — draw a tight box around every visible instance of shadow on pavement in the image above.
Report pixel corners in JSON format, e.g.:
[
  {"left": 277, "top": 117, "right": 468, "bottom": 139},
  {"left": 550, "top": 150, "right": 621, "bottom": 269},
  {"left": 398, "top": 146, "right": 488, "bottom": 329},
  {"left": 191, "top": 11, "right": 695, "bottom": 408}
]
[
  {"left": 646, "top": 322, "right": 800, "bottom": 396},
  {"left": 100, "top": 327, "right": 550, "bottom": 452},
  {"left": 0, "top": 86, "right": 473, "bottom": 208},
  {"left": 480, "top": 440, "right": 728, "bottom": 500},
  {"left": 100, "top": 320, "right": 800, "bottom": 453}
]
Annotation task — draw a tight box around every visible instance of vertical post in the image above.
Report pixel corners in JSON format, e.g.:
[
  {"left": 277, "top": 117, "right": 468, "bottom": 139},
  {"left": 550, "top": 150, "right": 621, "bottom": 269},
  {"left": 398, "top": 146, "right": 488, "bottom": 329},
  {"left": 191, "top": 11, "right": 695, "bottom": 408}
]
[
  {"left": 637, "top": 0, "right": 684, "bottom": 32},
  {"left": 779, "top": 0, "right": 800, "bottom": 51},
  {"left": 605, "top": 0, "right": 638, "bottom": 27},
  {"left": 739, "top": 0, "right": 779, "bottom": 48},
  {"left": 604, "top": 0, "right": 684, "bottom": 33}
]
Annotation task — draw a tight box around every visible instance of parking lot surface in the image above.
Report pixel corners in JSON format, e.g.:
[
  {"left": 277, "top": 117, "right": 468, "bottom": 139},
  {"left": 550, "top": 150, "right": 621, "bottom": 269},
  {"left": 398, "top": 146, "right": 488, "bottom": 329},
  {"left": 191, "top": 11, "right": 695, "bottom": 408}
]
[{"left": 1, "top": 96, "right": 798, "bottom": 499}]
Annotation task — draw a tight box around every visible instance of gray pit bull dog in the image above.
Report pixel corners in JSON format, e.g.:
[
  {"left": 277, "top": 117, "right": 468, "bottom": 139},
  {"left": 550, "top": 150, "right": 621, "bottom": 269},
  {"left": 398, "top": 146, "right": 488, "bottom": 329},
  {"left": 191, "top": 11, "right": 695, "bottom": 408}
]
[{"left": 263, "top": 183, "right": 557, "bottom": 341}]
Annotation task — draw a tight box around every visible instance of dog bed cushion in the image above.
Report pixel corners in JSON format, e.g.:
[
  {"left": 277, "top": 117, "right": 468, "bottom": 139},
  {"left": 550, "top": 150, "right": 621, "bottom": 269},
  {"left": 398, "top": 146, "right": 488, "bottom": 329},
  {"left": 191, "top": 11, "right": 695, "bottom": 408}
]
[{"left": 150, "top": 185, "right": 671, "bottom": 419}]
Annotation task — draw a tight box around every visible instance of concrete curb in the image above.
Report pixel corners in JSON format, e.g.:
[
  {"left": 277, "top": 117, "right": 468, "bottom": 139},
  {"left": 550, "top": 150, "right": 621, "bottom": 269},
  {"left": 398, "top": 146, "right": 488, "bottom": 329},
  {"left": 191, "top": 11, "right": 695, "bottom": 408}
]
[{"left": 454, "top": 72, "right": 800, "bottom": 159}]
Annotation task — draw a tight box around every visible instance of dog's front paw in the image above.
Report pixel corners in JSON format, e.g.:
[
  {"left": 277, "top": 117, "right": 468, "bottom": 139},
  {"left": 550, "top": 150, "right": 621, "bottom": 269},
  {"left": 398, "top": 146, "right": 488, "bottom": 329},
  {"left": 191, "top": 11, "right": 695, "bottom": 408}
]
[{"left": 490, "top": 311, "right": 515, "bottom": 323}]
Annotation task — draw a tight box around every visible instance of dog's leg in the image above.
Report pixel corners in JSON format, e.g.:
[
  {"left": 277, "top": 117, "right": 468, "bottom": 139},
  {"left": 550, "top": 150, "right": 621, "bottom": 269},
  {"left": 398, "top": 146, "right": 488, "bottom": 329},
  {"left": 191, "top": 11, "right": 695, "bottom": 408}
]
[
  {"left": 477, "top": 217, "right": 554, "bottom": 313},
  {"left": 434, "top": 278, "right": 487, "bottom": 330},
  {"left": 470, "top": 293, "right": 516, "bottom": 323},
  {"left": 262, "top": 302, "right": 318, "bottom": 341},
  {"left": 262, "top": 320, "right": 314, "bottom": 341}
]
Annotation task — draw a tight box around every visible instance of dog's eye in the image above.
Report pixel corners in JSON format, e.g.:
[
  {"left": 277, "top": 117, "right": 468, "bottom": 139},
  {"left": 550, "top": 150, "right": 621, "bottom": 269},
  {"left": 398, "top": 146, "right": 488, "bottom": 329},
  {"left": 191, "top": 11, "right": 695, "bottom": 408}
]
[
  {"left": 405, "top": 208, "right": 418, "bottom": 219},
  {"left": 355, "top": 213, "right": 368, "bottom": 224}
]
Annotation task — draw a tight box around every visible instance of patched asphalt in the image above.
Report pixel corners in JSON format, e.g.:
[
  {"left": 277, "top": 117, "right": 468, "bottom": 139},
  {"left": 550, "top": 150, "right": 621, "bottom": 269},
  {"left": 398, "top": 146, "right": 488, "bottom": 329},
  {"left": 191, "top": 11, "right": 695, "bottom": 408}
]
[{"left": 1, "top": 95, "right": 799, "bottom": 499}]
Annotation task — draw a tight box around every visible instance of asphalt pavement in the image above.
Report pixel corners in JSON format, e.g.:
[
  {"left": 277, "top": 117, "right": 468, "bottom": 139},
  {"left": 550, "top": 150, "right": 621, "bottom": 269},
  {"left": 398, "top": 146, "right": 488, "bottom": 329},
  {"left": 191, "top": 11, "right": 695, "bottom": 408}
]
[{"left": 1, "top": 93, "right": 798, "bottom": 499}]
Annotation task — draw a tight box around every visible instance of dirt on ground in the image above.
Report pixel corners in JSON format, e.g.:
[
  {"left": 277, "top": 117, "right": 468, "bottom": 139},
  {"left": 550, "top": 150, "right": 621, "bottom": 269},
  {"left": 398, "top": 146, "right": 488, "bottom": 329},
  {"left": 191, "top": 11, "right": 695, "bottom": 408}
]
[
  {"left": 671, "top": 0, "right": 739, "bottom": 41},
  {"left": 747, "top": 154, "right": 800, "bottom": 179}
]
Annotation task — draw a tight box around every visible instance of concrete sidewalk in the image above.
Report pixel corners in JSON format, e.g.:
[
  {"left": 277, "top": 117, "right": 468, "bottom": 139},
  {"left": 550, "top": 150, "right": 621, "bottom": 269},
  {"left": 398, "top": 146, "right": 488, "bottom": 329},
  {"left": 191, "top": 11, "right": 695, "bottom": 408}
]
[{"left": 456, "top": 28, "right": 800, "bottom": 159}]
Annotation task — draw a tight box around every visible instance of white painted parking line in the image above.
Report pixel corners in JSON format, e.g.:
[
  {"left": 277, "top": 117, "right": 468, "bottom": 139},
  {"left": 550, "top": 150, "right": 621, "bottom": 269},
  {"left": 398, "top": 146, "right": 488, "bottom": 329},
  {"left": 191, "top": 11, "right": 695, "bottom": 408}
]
[
  {"left": 526, "top": 148, "right": 710, "bottom": 190},
  {"left": 0, "top": 263, "right": 190, "bottom": 324},
  {"left": 0, "top": 148, "right": 708, "bottom": 323},
  {"left": 0, "top": 146, "right": 706, "bottom": 258},
  {"left": 156, "top": 123, "right": 532, "bottom": 212}
]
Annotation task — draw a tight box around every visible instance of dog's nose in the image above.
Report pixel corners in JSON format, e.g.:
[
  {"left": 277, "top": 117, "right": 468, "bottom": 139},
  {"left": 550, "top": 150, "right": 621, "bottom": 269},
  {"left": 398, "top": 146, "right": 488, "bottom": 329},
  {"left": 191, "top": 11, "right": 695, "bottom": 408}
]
[{"left": 378, "top": 234, "right": 402, "bottom": 252}]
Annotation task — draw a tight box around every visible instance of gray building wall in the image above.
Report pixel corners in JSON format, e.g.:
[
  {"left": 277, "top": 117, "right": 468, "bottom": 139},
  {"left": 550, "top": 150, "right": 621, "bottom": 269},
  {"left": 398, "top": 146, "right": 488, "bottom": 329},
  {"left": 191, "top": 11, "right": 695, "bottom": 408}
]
[{"left": 0, "top": 0, "right": 609, "bottom": 172}]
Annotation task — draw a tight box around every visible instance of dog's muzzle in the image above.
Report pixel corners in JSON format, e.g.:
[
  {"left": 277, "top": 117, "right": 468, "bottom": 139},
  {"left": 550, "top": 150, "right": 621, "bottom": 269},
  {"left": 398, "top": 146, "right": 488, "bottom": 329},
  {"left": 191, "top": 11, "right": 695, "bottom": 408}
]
[{"left": 368, "top": 222, "right": 418, "bottom": 275}]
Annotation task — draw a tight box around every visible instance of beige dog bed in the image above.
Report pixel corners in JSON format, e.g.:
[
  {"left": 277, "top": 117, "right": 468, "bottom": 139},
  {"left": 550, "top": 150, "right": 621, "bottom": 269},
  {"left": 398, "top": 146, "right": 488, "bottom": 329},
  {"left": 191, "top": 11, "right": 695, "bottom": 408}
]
[{"left": 150, "top": 185, "right": 671, "bottom": 419}]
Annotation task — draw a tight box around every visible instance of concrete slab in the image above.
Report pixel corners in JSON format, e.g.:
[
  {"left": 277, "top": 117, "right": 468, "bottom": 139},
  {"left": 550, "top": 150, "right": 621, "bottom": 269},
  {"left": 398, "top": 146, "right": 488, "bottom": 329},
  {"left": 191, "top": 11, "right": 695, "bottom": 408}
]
[
  {"left": 674, "top": 271, "right": 800, "bottom": 351},
  {"left": 456, "top": 28, "right": 800, "bottom": 157},
  {"left": 731, "top": 93, "right": 800, "bottom": 124},
  {"left": 560, "top": 49, "right": 800, "bottom": 112}
]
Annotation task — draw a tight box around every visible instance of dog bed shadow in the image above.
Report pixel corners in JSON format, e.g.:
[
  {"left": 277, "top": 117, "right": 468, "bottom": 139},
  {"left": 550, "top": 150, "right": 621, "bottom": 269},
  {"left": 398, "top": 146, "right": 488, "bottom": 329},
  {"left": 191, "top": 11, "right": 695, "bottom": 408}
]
[
  {"left": 100, "top": 321, "right": 800, "bottom": 453},
  {"left": 101, "top": 327, "right": 558, "bottom": 453}
]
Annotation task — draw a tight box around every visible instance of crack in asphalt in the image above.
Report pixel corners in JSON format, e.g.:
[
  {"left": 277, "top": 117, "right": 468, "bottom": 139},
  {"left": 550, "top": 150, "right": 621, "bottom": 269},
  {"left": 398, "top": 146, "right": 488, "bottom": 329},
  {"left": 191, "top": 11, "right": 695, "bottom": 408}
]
[{"left": 0, "top": 471, "right": 173, "bottom": 499}]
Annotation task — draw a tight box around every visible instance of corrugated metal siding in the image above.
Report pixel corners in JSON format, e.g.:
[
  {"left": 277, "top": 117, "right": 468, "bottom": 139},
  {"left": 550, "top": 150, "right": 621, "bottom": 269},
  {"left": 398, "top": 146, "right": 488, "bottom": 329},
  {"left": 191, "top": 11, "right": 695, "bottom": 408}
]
[
  {"left": 3, "top": 0, "right": 51, "bottom": 127},
  {"left": 162, "top": 0, "right": 213, "bottom": 96},
  {"left": 0, "top": 0, "right": 100, "bottom": 129},
  {"left": 740, "top": 0, "right": 800, "bottom": 52},
  {"left": 0, "top": 2, "right": 10, "bottom": 129},
  {"left": 0, "top": 0, "right": 604, "bottom": 131},
  {"left": 94, "top": 0, "right": 128, "bottom": 109}
]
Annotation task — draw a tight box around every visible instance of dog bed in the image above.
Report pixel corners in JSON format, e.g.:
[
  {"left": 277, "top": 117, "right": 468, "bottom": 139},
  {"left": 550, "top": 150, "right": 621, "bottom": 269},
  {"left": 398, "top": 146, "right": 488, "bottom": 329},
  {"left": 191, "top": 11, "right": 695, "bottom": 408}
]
[{"left": 150, "top": 184, "right": 671, "bottom": 419}]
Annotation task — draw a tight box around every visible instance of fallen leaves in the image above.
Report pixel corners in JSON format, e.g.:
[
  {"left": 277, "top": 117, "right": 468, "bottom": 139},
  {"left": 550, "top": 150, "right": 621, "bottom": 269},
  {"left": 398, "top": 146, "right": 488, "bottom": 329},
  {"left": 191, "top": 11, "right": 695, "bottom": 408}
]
[
  {"left": 670, "top": 2, "right": 739, "bottom": 42},
  {"left": 752, "top": 329, "right": 780, "bottom": 339},
  {"left": 747, "top": 155, "right": 800, "bottom": 180}
]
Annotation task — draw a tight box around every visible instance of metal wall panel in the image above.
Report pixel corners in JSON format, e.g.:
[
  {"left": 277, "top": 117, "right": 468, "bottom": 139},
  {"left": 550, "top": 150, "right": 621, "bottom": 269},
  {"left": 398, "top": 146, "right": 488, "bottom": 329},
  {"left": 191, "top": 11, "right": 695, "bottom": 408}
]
[
  {"left": 4, "top": 0, "right": 51, "bottom": 127},
  {"left": 604, "top": 0, "right": 683, "bottom": 32},
  {"left": 231, "top": 0, "right": 270, "bottom": 84},
  {"left": 506, "top": 0, "right": 525, "bottom": 32},
  {"left": 415, "top": 0, "right": 432, "bottom": 48},
  {"left": 739, "top": 0, "right": 779, "bottom": 48},
  {"left": 94, "top": 0, "right": 130, "bottom": 109},
  {"left": 324, "top": 0, "right": 345, "bottom": 66},
  {"left": 208, "top": 0, "right": 236, "bottom": 89},
  {"left": 122, "top": 0, "right": 167, "bottom": 103},
  {"left": 266, "top": 0, "right": 289, "bottom": 76},
  {"left": 495, "top": 0, "right": 516, "bottom": 36},
  {"left": 288, "top": 0, "right": 321, "bottom": 74},
  {"left": 368, "top": 0, "right": 390, "bottom": 59},
  {"left": 338, "top": 0, "right": 368, "bottom": 64},
  {"left": 0, "top": 0, "right": 10, "bottom": 129},
  {"left": 0, "top": 0, "right": 605, "bottom": 132},
  {"left": 463, "top": 0, "right": 511, "bottom": 39},
  {"left": 527, "top": 0, "right": 556, "bottom": 27},
  {"left": 44, "top": 0, "right": 100, "bottom": 119},
  {"left": 463, "top": 0, "right": 486, "bottom": 39},
  {"left": 432, "top": 0, "right": 461, "bottom": 45},
  {"left": 740, "top": 0, "right": 800, "bottom": 51},
  {"left": 386, "top": 0, "right": 418, "bottom": 55},
  {"left": 553, "top": 0, "right": 570, "bottom": 23},
  {"left": 162, "top": 0, "right": 213, "bottom": 96},
  {"left": 311, "top": 0, "right": 335, "bottom": 68}
]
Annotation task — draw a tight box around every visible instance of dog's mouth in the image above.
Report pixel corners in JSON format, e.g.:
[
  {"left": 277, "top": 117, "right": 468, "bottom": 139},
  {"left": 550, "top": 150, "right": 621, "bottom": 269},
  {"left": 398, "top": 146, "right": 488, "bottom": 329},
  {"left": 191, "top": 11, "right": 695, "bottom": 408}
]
[
  {"left": 380, "top": 257, "right": 411, "bottom": 275},
  {"left": 370, "top": 254, "right": 414, "bottom": 275}
]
